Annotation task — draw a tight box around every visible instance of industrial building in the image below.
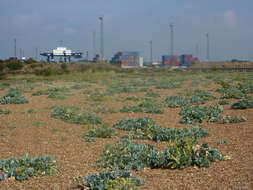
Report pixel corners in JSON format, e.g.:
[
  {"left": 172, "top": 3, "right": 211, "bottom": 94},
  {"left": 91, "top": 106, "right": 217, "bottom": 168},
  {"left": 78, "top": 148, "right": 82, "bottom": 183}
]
[
  {"left": 162, "top": 54, "right": 200, "bottom": 67},
  {"left": 111, "top": 51, "right": 143, "bottom": 68}
]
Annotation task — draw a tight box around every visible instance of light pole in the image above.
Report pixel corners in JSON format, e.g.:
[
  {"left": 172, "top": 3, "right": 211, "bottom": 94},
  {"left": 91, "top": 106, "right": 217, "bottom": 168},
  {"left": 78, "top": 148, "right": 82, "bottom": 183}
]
[
  {"left": 99, "top": 16, "right": 104, "bottom": 62},
  {"left": 150, "top": 40, "right": 153, "bottom": 64},
  {"left": 206, "top": 33, "right": 210, "bottom": 61},
  {"left": 170, "top": 24, "right": 174, "bottom": 56}
]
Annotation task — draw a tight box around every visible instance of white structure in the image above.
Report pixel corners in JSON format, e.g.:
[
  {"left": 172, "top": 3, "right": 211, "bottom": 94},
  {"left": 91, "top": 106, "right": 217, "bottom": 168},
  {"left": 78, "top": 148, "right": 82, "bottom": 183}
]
[
  {"left": 41, "top": 46, "right": 82, "bottom": 62},
  {"left": 53, "top": 47, "right": 72, "bottom": 56}
]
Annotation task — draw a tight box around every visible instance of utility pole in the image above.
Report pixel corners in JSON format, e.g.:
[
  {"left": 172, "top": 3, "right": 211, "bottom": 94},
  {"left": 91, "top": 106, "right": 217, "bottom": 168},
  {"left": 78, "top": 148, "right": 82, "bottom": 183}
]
[
  {"left": 169, "top": 24, "right": 174, "bottom": 56},
  {"left": 93, "top": 31, "right": 96, "bottom": 58},
  {"left": 206, "top": 33, "right": 210, "bottom": 61},
  {"left": 99, "top": 16, "right": 104, "bottom": 62},
  {"left": 14, "top": 38, "right": 17, "bottom": 58},
  {"left": 19, "top": 48, "right": 22, "bottom": 59},
  {"left": 149, "top": 40, "right": 153, "bottom": 64},
  {"left": 86, "top": 51, "right": 89, "bottom": 61},
  {"left": 36, "top": 48, "right": 38, "bottom": 60}
]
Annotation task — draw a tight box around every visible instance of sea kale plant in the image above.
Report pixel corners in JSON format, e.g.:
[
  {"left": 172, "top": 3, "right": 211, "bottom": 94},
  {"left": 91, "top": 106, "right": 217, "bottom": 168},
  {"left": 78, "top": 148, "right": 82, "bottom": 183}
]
[
  {"left": 97, "top": 138, "right": 228, "bottom": 171},
  {"left": 113, "top": 117, "right": 209, "bottom": 142},
  {"left": 75, "top": 170, "right": 145, "bottom": 190},
  {"left": 0, "top": 89, "right": 28, "bottom": 104},
  {"left": 179, "top": 104, "right": 224, "bottom": 124},
  {"left": 51, "top": 106, "right": 102, "bottom": 125},
  {"left": 231, "top": 99, "right": 253, "bottom": 109},
  {"left": 0, "top": 154, "right": 59, "bottom": 181}
]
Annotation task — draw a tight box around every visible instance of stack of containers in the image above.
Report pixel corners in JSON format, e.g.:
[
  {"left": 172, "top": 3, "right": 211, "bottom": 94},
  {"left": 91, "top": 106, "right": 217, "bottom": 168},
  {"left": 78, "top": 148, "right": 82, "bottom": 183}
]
[
  {"left": 111, "top": 52, "right": 143, "bottom": 68},
  {"left": 162, "top": 54, "right": 200, "bottom": 67}
]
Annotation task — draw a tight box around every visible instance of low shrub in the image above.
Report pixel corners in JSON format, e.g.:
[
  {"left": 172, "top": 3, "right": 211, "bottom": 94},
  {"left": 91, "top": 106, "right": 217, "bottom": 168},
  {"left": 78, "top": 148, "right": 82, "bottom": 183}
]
[
  {"left": 218, "top": 99, "right": 230, "bottom": 105},
  {"left": 113, "top": 117, "right": 209, "bottom": 142},
  {"left": 120, "top": 104, "right": 143, "bottom": 113},
  {"left": 231, "top": 99, "right": 253, "bottom": 109},
  {"left": 0, "top": 109, "right": 11, "bottom": 114},
  {"left": 221, "top": 87, "right": 245, "bottom": 99},
  {"left": 220, "top": 115, "right": 247, "bottom": 123},
  {"left": 35, "top": 67, "right": 62, "bottom": 76},
  {"left": 6, "top": 60, "right": 23, "bottom": 70},
  {"left": 75, "top": 170, "right": 145, "bottom": 190},
  {"left": 24, "top": 58, "right": 36, "bottom": 64},
  {"left": 83, "top": 125, "right": 115, "bottom": 139},
  {"left": 238, "top": 82, "right": 253, "bottom": 94},
  {"left": 0, "top": 89, "right": 28, "bottom": 104},
  {"left": 97, "top": 138, "right": 228, "bottom": 171},
  {"left": 179, "top": 104, "right": 224, "bottom": 124},
  {"left": 0, "top": 154, "right": 59, "bottom": 181},
  {"left": 50, "top": 106, "right": 102, "bottom": 125},
  {"left": 163, "top": 96, "right": 189, "bottom": 108}
]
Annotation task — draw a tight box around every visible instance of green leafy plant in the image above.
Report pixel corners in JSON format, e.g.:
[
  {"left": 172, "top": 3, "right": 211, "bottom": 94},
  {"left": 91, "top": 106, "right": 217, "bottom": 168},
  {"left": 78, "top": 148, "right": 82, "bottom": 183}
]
[
  {"left": 120, "top": 104, "right": 143, "bottom": 113},
  {"left": 50, "top": 106, "right": 102, "bottom": 125},
  {"left": 97, "top": 138, "right": 228, "bottom": 171},
  {"left": 179, "top": 104, "right": 224, "bottom": 124},
  {"left": 231, "top": 99, "right": 253, "bottom": 109},
  {"left": 0, "top": 89, "right": 28, "bottom": 104},
  {"left": 237, "top": 82, "right": 253, "bottom": 94},
  {"left": 114, "top": 117, "right": 209, "bottom": 142},
  {"left": 163, "top": 96, "right": 189, "bottom": 108},
  {"left": 75, "top": 170, "right": 145, "bottom": 190},
  {"left": 0, "top": 109, "right": 11, "bottom": 114},
  {"left": 145, "top": 90, "right": 161, "bottom": 98},
  {"left": 221, "top": 87, "right": 246, "bottom": 99},
  {"left": 6, "top": 60, "right": 23, "bottom": 70},
  {"left": 83, "top": 125, "right": 115, "bottom": 139},
  {"left": 220, "top": 115, "right": 247, "bottom": 123},
  {"left": 218, "top": 99, "right": 230, "bottom": 105},
  {"left": 0, "top": 154, "right": 59, "bottom": 181}
]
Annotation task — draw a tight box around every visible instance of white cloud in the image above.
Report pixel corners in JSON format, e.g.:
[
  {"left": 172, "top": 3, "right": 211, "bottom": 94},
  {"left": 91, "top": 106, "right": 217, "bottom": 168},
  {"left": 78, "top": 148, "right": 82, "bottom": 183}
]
[{"left": 223, "top": 10, "right": 237, "bottom": 28}]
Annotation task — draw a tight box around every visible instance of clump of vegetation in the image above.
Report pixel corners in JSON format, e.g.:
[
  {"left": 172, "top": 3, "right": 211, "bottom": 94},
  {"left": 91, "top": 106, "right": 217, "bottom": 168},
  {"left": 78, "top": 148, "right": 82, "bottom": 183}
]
[
  {"left": 0, "top": 109, "right": 11, "bottom": 114},
  {"left": 70, "top": 84, "right": 85, "bottom": 90},
  {"left": 138, "top": 100, "right": 164, "bottom": 114},
  {"left": 75, "top": 170, "right": 145, "bottom": 190},
  {"left": 120, "top": 104, "right": 143, "bottom": 113},
  {"left": 145, "top": 90, "right": 161, "bottom": 98},
  {"left": 0, "top": 83, "right": 9, "bottom": 90},
  {"left": 50, "top": 106, "right": 102, "bottom": 125},
  {"left": 32, "top": 90, "right": 49, "bottom": 96},
  {"left": 231, "top": 99, "right": 253, "bottom": 109},
  {"left": 221, "top": 87, "right": 246, "bottom": 99},
  {"left": 238, "top": 82, "right": 253, "bottom": 94},
  {"left": 6, "top": 60, "right": 23, "bottom": 70},
  {"left": 114, "top": 117, "right": 209, "bottom": 142},
  {"left": 47, "top": 86, "right": 69, "bottom": 100},
  {"left": 120, "top": 99, "right": 163, "bottom": 114},
  {"left": 220, "top": 115, "right": 247, "bottom": 124},
  {"left": 35, "top": 67, "right": 62, "bottom": 76},
  {"left": 83, "top": 125, "right": 116, "bottom": 139},
  {"left": 94, "top": 106, "right": 117, "bottom": 114},
  {"left": 97, "top": 138, "right": 228, "bottom": 171},
  {"left": 0, "top": 89, "right": 28, "bottom": 104},
  {"left": 124, "top": 96, "right": 144, "bottom": 101},
  {"left": 179, "top": 104, "right": 224, "bottom": 124},
  {"left": 21, "top": 108, "right": 37, "bottom": 114},
  {"left": 163, "top": 96, "right": 189, "bottom": 108},
  {"left": 32, "top": 86, "right": 69, "bottom": 100},
  {"left": 0, "top": 154, "right": 59, "bottom": 181},
  {"left": 218, "top": 99, "right": 230, "bottom": 105}
]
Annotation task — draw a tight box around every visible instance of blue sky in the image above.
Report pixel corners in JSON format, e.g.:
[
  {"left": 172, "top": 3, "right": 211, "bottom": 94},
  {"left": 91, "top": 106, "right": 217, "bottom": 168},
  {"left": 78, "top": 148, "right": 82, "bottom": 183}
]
[{"left": 0, "top": 0, "right": 252, "bottom": 61}]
